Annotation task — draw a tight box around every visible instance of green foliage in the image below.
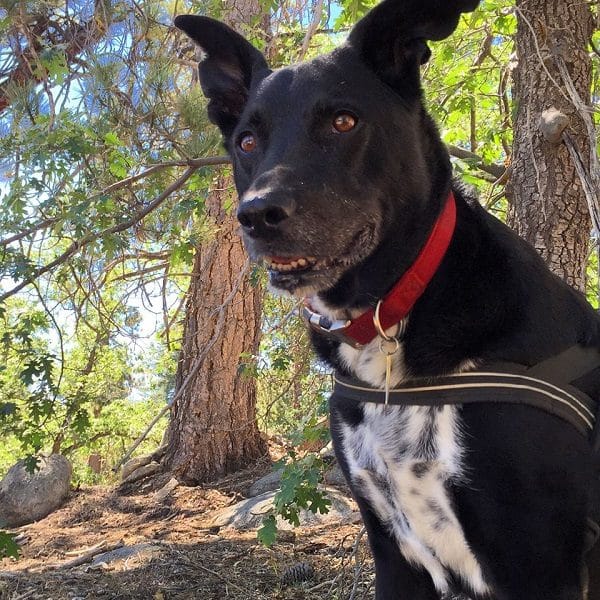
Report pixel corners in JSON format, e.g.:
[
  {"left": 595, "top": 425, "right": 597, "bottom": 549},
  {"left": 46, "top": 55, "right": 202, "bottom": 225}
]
[
  {"left": 0, "top": 0, "right": 217, "bottom": 473},
  {"left": 0, "top": 532, "right": 19, "bottom": 560},
  {"left": 256, "top": 327, "right": 332, "bottom": 545},
  {"left": 425, "top": 0, "right": 515, "bottom": 211},
  {"left": 259, "top": 449, "right": 332, "bottom": 547},
  {"left": 334, "top": 0, "right": 377, "bottom": 27},
  {"left": 257, "top": 514, "right": 278, "bottom": 547},
  {"left": 274, "top": 451, "right": 332, "bottom": 526}
]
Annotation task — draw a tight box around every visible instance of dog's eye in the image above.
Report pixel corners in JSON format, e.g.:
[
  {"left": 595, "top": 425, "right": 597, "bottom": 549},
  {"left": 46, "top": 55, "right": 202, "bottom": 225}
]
[
  {"left": 239, "top": 133, "right": 257, "bottom": 153},
  {"left": 333, "top": 113, "right": 357, "bottom": 133}
]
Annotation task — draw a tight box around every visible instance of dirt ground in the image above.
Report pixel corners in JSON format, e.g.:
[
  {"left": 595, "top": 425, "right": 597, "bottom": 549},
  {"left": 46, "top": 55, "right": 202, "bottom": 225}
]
[{"left": 0, "top": 455, "right": 375, "bottom": 600}]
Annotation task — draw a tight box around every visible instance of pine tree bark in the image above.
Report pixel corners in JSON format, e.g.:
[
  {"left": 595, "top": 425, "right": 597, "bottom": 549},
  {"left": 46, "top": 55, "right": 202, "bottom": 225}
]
[
  {"left": 163, "top": 173, "right": 266, "bottom": 484},
  {"left": 507, "top": 0, "right": 594, "bottom": 292},
  {"left": 163, "top": 0, "right": 268, "bottom": 483}
]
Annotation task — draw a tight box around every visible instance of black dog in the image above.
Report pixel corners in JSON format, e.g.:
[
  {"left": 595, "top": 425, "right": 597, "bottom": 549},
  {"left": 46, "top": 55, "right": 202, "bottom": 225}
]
[{"left": 175, "top": 2, "right": 600, "bottom": 598}]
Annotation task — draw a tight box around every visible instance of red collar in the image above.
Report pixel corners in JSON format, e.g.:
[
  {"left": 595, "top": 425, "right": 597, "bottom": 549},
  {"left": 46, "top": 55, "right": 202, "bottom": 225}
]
[{"left": 303, "top": 192, "right": 457, "bottom": 347}]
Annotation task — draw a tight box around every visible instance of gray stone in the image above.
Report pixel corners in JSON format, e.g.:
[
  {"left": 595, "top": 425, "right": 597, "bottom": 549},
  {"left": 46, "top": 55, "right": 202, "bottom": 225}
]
[
  {"left": 0, "top": 455, "right": 72, "bottom": 527},
  {"left": 324, "top": 463, "right": 349, "bottom": 489},
  {"left": 154, "top": 477, "right": 179, "bottom": 502},
  {"left": 90, "top": 543, "right": 161, "bottom": 567},
  {"left": 318, "top": 441, "right": 335, "bottom": 460},
  {"left": 247, "top": 470, "right": 282, "bottom": 497},
  {"left": 206, "top": 487, "right": 360, "bottom": 531}
]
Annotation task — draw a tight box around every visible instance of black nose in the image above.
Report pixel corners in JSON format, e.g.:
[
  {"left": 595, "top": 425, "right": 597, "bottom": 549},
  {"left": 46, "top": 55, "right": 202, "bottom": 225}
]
[{"left": 237, "top": 195, "right": 295, "bottom": 236}]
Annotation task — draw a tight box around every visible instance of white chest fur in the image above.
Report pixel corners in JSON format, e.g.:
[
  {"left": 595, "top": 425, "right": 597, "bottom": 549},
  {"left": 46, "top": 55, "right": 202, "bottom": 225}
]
[
  {"left": 312, "top": 296, "right": 488, "bottom": 595},
  {"left": 341, "top": 403, "right": 488, "bottom": 595}
]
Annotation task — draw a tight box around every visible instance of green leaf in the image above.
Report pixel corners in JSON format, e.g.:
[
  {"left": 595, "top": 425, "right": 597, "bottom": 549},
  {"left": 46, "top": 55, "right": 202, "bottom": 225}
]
[
  {"left": 257, "top": 514, "right": 277, "bottom": 547},
  {"left": 0, "top": 532, "right": 20, "bottom": 559},
  {"left": 308, "top": 491, "right": 331, "bottom": 515},
  {"left": 104, "top": 131, "right": 124, "bottom": 147}
]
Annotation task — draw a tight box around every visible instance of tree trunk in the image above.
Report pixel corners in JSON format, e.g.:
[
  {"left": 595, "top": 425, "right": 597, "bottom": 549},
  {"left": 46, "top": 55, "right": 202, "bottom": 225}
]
[
  {"left": 163, "top": 171, "right": 266, "bottom": 484},
  {"left": 164, "top": 0, "right": 268, "bottom": 484},
  {"left": 507, "top": 0, "right": 594, "bottom": 292}
]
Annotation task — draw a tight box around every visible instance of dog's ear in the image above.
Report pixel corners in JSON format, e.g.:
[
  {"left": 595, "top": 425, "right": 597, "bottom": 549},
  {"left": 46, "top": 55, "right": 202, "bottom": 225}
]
[
  {"left": 348, "top": 0, "right": 480, "bottom": 91},
  {"left": 174, "top": 15, "right": 269, "bottom": 137}
]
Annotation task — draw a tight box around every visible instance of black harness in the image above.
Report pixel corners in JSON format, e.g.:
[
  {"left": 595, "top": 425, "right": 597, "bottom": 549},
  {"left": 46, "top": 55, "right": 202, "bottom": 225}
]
[
  {"left": 332, "top": 344, "right": 600, "bottom": 550},
  {"left": 334, "top": 345, "right": 600, "bottom": 440}
]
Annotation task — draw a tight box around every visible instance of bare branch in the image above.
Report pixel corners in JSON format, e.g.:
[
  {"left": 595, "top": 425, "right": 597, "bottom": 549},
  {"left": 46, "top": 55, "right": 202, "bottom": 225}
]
[
  {"left": 299, "top": 0, "right": 325, "bottom": 60},
  {"left": 0, "top": 217, "right": 59, "bottom": 247},
  {"left": 446, "top": 144, "right": 506, "bottom": 179},
  {"left": 96, "top": 156, "right": 230, "bottom": 197}
]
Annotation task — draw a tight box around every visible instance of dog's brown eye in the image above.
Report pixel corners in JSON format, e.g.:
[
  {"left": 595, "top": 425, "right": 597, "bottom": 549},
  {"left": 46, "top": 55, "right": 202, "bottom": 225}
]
[
  {"left": 239, "top": 133, "right": 257, "bottom": 153},
  {"left": 333, "top": 113, "right": 357, "bottom": 133}
]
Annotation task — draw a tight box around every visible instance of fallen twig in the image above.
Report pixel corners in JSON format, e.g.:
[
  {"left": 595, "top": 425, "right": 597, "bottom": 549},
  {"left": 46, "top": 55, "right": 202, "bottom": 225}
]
[
  {"left": 34, "top": 540, "right": 124, "bottom": 572},
  {"left": 64, "top": 540, "right": 107, "bottom": 557}
]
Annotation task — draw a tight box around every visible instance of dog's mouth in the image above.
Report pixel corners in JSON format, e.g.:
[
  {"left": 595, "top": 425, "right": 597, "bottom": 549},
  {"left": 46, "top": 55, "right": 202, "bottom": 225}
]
[
  {"left": 267, "top": 256, "right": 318, "bottom": 273},
  {"left": 263, "top": 224, "right": 378, "bottom": 293}
]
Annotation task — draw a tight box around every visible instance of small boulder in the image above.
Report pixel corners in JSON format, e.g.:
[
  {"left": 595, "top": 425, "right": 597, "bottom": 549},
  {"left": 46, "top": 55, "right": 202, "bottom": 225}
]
[
  {"left": 206, "top": 486, "right": 359, "bottom": 531},
  {"left": 0, "top": 455, "right": 72, "bottom": 527},
  {"left": 247, "top": 470, "right": 282, "bottom": 497},
  {"left": 324, "top": 463, "right": 349, "bottom": 489},
  {"left": 154, "top": 477, "right": 179, "bottom": 502}
]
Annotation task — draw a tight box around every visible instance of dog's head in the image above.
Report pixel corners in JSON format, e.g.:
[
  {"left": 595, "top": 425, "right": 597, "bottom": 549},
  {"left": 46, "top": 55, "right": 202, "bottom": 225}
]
[{"left": 175, "top": 1, "right": 479, "bottom": 300}]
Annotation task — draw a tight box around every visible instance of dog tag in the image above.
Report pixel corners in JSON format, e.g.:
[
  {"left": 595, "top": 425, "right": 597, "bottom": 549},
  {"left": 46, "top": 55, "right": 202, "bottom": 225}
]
[{"left": 379, "top": 337, "right": 399, "bottom": 405}]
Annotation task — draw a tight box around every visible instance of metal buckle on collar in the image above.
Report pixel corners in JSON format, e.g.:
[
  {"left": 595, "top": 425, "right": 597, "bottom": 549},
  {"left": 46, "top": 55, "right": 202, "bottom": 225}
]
[{"left": 302, "top": 305, "right": 363, "bottom": 349}]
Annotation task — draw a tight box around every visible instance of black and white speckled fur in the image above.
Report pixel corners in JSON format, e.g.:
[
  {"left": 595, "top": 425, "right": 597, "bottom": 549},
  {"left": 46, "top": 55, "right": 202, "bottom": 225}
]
[{"left": 175, "top": 2, "right": 600, "bottom": 598}]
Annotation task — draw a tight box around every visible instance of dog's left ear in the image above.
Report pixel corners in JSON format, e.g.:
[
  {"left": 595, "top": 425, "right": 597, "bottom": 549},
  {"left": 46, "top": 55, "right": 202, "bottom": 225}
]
[
  {"left": 174, "top": 15, "right": 269, "bottom": 137},
  {"left": 348, "top": 0, "right": 480, "bottom": 91}
]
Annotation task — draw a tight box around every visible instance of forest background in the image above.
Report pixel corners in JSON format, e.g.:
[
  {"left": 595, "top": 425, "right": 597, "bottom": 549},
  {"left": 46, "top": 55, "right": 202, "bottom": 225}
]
[{"left": 0, "top": 0, "right": 599, "bottom": 563}]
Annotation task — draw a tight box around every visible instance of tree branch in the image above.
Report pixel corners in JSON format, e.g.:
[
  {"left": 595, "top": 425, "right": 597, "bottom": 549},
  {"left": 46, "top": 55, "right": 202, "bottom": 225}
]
[
  {"left": 446, "top": 144, "right": 506, "bottom": 179},
  {"left": 0, "top": 217, "right": 60, "bottom": 247},
  {"left": 0, "top": 166, "right": 198, "bottom": 302},
  {"left": 97, "top": 156, "right": 230, "bottom": 196},
  {"left": 299, "top": 0, "right": 325, "bottom": 60},
  {"left": 1, "top": 4, "right": 112, "bottom": 113}
]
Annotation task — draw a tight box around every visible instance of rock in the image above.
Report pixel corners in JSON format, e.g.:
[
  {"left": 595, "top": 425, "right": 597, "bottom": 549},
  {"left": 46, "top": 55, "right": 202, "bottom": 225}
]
[
  {"left": 324, "top": 463, "right": 349, "bottom": 489},
  {"left": 0, "top": 455, "right": 72, "bottom": 527},
  {"left": 90, "top": 542, "right": 161, "bottom": 567},
  {"left": 154, "top": 477, "right": 179, "bottom": 502},
  {"left": 247, "top": 470, "right": 282, "bottom": 497},
  {"left": 121, "top": 455, "right": 153, "bottom": 481},
  {"left": 206, "top": 487, "right": 360, "bottom": 531},
  {"left": 120, "top": 461, "right": 161, "bottom": 485},
  {"left": 318, "top": 441, "right": 335, "bottom": 461}
]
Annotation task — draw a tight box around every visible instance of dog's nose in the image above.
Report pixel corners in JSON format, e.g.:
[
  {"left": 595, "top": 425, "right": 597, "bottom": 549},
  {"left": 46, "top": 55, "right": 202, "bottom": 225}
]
[{"left": 237, "top": 195, "right": 295, "bottom": 236}]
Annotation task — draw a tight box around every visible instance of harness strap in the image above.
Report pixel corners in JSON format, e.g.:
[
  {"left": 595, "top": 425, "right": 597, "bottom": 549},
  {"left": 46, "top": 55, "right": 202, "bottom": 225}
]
[
  {"left": 333, "top": 345, "right": 600, "bottom": 551},
  {"left": 508, "top": 345, "right": 600, "bottom": 390},
  {"left": 334, "top": 346, "right": 600, "bottom": 437}
]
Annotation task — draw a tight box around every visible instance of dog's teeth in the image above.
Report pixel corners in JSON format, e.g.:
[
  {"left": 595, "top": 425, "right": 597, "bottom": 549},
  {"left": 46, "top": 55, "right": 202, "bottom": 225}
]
[
  {"left": 297, "top": 258, "right": 307, "bottom": 267},
  {"left": 290, "top": 260, "right": 299, "bottom": 269}
]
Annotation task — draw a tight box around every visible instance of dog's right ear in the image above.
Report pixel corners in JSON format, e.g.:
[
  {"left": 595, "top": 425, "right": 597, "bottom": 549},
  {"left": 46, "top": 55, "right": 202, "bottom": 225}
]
[{"left": 174, "top": 15, "right": 269, "bottom": 137}]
